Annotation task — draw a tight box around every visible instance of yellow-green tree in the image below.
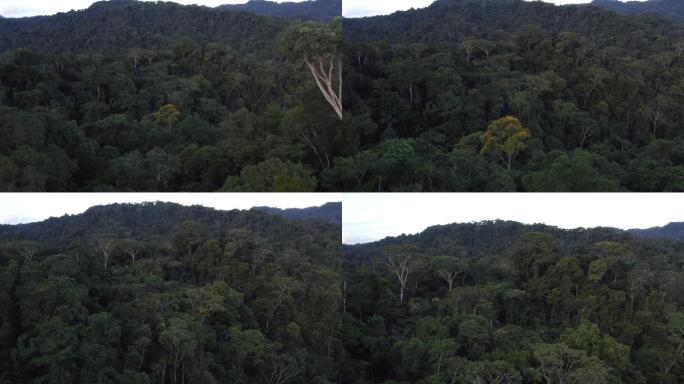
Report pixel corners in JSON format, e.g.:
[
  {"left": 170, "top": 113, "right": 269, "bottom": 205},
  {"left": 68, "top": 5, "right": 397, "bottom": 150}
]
[
  {"left": 154, "top": 104, "right": 181, "bottom": 132},
  {"left": 480, "top": 116, "right": 531, "bottom": 172}
]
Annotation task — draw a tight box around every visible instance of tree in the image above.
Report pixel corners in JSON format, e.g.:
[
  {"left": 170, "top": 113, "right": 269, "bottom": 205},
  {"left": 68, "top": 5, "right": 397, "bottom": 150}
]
[
  {"left": 480, "top": 116, "right": 531, "bottom": 172},
  {"left": 225, "top": 158, "right": 317, "bottom": 192},
  {"left": 172, "top": 221, "right": 206, "bottom": 259},
  {"left": 383, "top": 244, "right": 424, "bottom": 304},
  {"left": 473, "top": 38, "right": 496, "bottom": 58},
  {"left": 270, "top": 358, "right": 300, "bottom": 384},
  {"left": 532, "top": 343, "right": 611, "bottom": 384},
  {"left": 129, "top": 48, "right": 156, "bottom": 68},
  {"left": 650, "top": 311, "right": 684, "bottom": 380},
  {"left": 185, "top": 281, "right": 241, "bottom": 323},
  {"left": 434, "top": 255, "right": 463, "bottom": 291},
  {"left": 228, "top": 327, "right": 267, "bottom": 379},
  {"left": 264, "top": 275, "right": 298, "bottom": 330},
  {"left": 560, "top": 321, "right": 631, "bottom": 378},
  {"left": 160, "top": 316, "right": 201, "bottom": 384},
  {"left": 462, "top": 360, "right": 522, "bottom": 384},
  {"left": 509, "top": 232, "right": 559, "bottom": 283},
  {"left": 15, "top": 240, "right": 39, "bottom": 263},
  {"left": 126, "top": 324, "right": 152, "bottom": 373},
  {"left": 648, "top": 96, "right": 667, "bottom": 137},
  {"left": 78, "top": 312, "right": 122, "bottom": 383},
  {"left": 154, "top": 104, "right": 181, "bottom": 132},
  {"left": 279, "top": 19, "right": 343, "bottom": 120},
  {"left": 462, "top": 38, "right": 475, "bottom": 63},
  {"left": 523, "top": 150, "right": 622, "bottom": 192},
  {"left": 144, "top": 148, "right": 179, "bottom": 190},
  {"left": 439, "top": 270, "right": 461, "bottom": 291},
  {"left": 93, "top": 234, "right": 116, "bottom": 270},
  {"left": 119, "top": 239, "right": 144, "bottom": 264}
]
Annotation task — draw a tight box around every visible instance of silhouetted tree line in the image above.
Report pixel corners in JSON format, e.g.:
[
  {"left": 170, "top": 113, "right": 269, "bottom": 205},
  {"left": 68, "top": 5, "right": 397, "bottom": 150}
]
[
  {"left": 593, "top": 0, "right": 684, "bottom": 24},
  {"left": 217, "top": 0, "right": 341, "bottom": 22}
]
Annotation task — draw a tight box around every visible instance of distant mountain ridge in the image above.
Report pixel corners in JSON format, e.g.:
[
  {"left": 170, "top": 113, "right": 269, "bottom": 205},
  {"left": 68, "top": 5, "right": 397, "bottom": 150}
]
[
  {"left": 0, "top": 202, "right": 339, "bottom": 244},
  {"left": 592, "top": 0, "right": 684, "bottom": 23},
  {"left": 344, "top": 220, "right": 629, "bottom": 264},
  {"left": 344, "top": 0, "right": 683, "bottom": 51},
  {"left": 343, "top": 220, "right": 684, "bottom": 260},
  {"left": 0, "top": 0, "right": 285, "bottom": 54},
  {"left": 255, "top": 202, "right": 341, "bottom": 225},
  {"left": 217, "top": 0, "right": 340, "bottom": 22},
  {"left": 628, "top": 222, "right": 684, "bottom": 241}
]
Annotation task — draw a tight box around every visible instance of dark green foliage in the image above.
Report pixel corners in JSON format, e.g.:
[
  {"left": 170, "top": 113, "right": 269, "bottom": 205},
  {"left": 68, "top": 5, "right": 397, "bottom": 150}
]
[
  {"left": 340, "top": 0, "right": 684, "bottom": 191},
  {"left": 5, "top": 0, "right": 684, "bottom": 191},
  {"left": 629, "top": 222, "right": 684, "bottom": 242},
  {"left": 255, "top": 202, "right": 342, "bottom": 225},
  {"left": 0, "top": 0, "right": 344, "bottom": 191},
  {"left": 217, "top": 0, "right": 341, "bottom": 22},
  {"left": 0, "top": 202, "right": 343, "bottom": 383},
  {"left": 0, "top": 1, "right": 284, "bottom": 54},
  {"left": 342, "top": 220, "right": 684, "bottom": 383}
]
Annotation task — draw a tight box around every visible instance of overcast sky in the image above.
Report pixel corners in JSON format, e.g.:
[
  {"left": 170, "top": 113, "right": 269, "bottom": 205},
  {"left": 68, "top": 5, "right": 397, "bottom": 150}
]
[
  {"left": 343, "top": 194, "right": 684, "bottom": 244},
  {"left": 343, "top": 0, "right": 646, "bottom": 18},
  {"left": 0, "top": 193, "right": 341, "bottom": 225},
  {"left": 0, "top": 0, "right": 307, "bottom": 18}
]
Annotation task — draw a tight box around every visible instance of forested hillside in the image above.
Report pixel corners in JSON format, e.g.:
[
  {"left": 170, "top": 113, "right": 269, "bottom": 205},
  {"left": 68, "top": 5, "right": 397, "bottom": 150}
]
[
  {"left": 0, "top": 0, "right": 283, "bottom": 54},
  {"left": 629, "top": 221, "right": 684, "bottom": 241},
  {"left": 593, "top": 0, "right": 684, "bottom": 23},
  {"left": 0, "top": 0, "right": 344, "bottom": 191},
  {"left": 255, "top": 202, "right": 342, "bottom": 224},
  {"left": 0, "top": 202, "right": 343, "bottom": 383},
  {"left": 336, "top": 0, "right": 684, "bottom": 191},
  {"left": 216, "top": 0, "right": 341, "bottom": 22},
  {"left": 342, "top": 220, "right": 684, "bottom": 383}
]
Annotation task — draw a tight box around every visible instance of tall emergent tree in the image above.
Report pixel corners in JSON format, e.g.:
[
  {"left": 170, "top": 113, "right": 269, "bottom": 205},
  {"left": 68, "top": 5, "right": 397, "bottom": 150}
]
[
  {"left": 279, "top": 18, "right": 343, "bottom": 120},
  {"left": 384, "top": 244, "right": 424, "bottom": 304}
]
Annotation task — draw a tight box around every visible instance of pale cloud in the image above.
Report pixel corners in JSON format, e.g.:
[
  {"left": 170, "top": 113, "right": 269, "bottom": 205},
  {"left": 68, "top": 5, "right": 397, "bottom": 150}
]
[
  {"left": 0, "top": 0, "right": 308, "bottom": 18},
  {"left": 343, "top": 0, "right": 434, "bottom": 18},
  {"left": 343, "top": 0, "right": 647, "bottom": 18},
  {"left": 343, "top": 193, "right": 684, "bottom": 244},
  {"left": 0, "top": 193, "right": 341, "bottom": 225}
]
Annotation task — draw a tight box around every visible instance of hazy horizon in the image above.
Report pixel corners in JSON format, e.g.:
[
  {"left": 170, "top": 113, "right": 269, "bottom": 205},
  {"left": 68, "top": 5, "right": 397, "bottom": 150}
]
[
  {"left": 0, "top": 193, "right": 341, "bottom": 225},
  {"left": 343, "top": 0, "right": 648, "bottom": 18},
  {"left": 343, "top": 194, "right": 683, "bottom": 244},
  {"left": 0, "top": 0, "right": 651, "bottom": 18},
  {"left": 0, "top": 0, "right": 309, "bottom": 18}
]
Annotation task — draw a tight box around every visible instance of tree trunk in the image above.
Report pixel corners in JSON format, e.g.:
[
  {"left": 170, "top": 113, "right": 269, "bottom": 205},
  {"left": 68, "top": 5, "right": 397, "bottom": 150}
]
[{"left": 304, "top": 56, "right": 343, "bottom": 120}]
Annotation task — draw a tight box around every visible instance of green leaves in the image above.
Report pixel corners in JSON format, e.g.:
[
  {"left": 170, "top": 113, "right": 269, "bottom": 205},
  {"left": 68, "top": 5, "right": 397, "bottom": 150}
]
[
  {"left": 224, "top": 158, "right": 317, "bottom": 192},
  {"left": 531, "top": 342, "right": 612, "bottom": 384},
  {"left": 278, "top": 19, "right": 341, "bottom": 63},
  {"left": 480, "top": 116, "right": 531, "bottom": 172},
  {"left": 154, "top": 104, "right": 181, "bottom": 131}
]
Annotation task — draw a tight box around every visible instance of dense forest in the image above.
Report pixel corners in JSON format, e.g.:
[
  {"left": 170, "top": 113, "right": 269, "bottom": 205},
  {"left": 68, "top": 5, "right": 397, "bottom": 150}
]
[
  {"left": 6, "top": 0, "right": 684, "bottom": 191},
  {"left": 216, "top": 0, "right": 340, "bottom": 22},
  {"left": 7, "top": 205, "right": 684, "bottom": 383},
  {"left": 0, "top": 0, "right": 345, "bottom": 191},
  {"left": 337, "top": 0, "right": 684, "bottom": 191},
  {"left": 255, "top": 202, "right": 342, "bottom": 225},
  {"left": 593, "top": 0, "right": 684, "bottom": 23},
  {"left": 0, "top": 202, "right": 343, "bottom": 383},
  {"left": 342, "top": 220, "right": 684, "bottom": 383}
]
